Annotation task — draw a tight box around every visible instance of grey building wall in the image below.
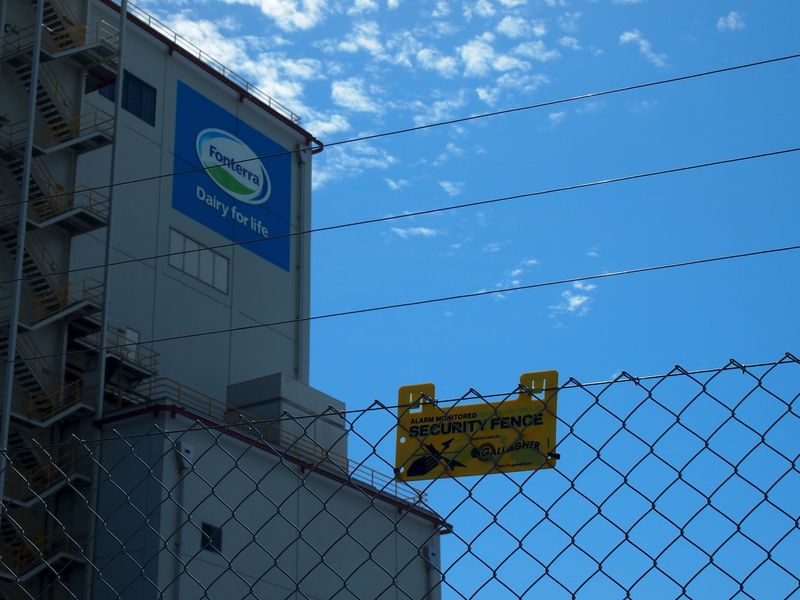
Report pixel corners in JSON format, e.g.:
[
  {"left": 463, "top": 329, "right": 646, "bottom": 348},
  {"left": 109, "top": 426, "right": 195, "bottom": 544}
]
[
  {"left": 95, "top": 409, "right": 443, "bottom": 600},
  {"left": 71, "top": 1, "right": 314, "bottom": 401}
]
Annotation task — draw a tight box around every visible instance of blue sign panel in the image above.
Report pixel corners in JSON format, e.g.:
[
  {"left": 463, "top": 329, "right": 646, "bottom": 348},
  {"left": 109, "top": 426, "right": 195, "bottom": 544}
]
[{"left": 172, "top": 81, "right": 291, "bottom": 270}]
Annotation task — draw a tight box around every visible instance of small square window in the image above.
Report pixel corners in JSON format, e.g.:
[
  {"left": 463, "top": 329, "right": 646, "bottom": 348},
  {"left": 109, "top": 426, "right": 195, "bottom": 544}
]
[{"left": 201, "top": 523, "right": 222, "bottom": 554}]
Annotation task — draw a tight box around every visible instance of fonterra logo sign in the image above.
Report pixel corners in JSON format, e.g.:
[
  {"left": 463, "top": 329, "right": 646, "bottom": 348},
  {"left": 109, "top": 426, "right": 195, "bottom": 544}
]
[
  {"left": 196, "top": 128, "right": 271, "bottom": 205},
  {"left": 173, "top": 82, "right": 290, "bottom": 270}
]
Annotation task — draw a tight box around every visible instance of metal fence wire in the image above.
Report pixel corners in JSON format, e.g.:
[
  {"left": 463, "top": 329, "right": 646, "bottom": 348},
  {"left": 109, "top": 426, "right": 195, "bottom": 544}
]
[{"left": 0, "top": 354, "right": 798, "bottom": 599}]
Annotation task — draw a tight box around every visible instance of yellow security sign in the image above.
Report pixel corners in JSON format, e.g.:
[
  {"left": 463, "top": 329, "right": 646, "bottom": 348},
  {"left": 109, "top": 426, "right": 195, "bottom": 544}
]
[{"left": 396, "top": 371, "right": 559, "bottom": 481}]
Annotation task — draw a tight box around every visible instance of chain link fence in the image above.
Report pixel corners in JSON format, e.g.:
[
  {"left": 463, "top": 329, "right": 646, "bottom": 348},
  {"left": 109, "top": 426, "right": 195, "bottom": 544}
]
[{"left": 0, "top": 354, "right": 798, "bottom": 599}]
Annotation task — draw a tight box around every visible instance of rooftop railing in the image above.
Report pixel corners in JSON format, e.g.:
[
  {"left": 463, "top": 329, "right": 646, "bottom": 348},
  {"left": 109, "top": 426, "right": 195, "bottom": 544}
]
[
  {"left": 106, "top": 377, "right": 424, "bottom": 503},
  {"left": 123, "top": 1, "right": 302, "bottom": 124}
]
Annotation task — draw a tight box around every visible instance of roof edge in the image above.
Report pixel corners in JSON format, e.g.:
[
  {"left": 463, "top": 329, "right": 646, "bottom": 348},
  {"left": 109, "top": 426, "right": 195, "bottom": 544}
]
[{"left": 94, "top": 403, "right": 451, "bottom": 532}]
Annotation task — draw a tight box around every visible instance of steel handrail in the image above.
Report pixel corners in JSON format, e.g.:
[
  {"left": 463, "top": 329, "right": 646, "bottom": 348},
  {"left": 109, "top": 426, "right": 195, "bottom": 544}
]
[
  {"left": 77, "top": 327, "right": 159, "bottom": 373},
  {"left": 5, "top": 448, "right": 87, "bottom": 500},
  {"left": 0, "top": 109, "right": 113, "bottom": 151},
  {"left": 23, "top": 379, "right": 84, "bottom": 421}
]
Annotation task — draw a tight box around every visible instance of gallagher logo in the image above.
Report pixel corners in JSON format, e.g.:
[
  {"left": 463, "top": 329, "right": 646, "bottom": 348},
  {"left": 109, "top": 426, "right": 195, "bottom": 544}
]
[{"left": 196, "top": 128, "right": 271, "bottom": 205}]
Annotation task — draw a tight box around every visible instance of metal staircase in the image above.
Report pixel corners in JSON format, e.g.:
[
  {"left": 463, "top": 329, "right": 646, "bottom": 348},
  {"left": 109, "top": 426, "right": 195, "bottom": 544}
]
[
  {"left": 0, "top": 1, "right": 122, "bottom": 593},
  {"left": 0, "top": 331, "right": 51, "bottom": 393},
  {"left": 0, "top": 156, "right": 109, "bottom": 231},
  {"left": 14, "top": 63, "right": 75, "bottom": 144},
  {"left": 0, "top": 230, "right": 63, "bottom": 323}
]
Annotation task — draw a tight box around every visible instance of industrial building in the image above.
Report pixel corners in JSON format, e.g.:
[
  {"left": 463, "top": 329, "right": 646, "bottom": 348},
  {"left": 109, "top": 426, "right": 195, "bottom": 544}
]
[{"left": 0, "top": 0, "right": 446, "bottom": 597}]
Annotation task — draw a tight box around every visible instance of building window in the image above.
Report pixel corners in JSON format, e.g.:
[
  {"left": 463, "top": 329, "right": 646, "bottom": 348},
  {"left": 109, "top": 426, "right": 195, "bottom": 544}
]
[
  {"left": 99, "top": 71, "right": 157, "bottom": 126},
  {"left": 169, "top": 229, "right": 229, "bottom": 294},
  {"left": 201, "top": 523, "right": 222, "bottom": 554}
]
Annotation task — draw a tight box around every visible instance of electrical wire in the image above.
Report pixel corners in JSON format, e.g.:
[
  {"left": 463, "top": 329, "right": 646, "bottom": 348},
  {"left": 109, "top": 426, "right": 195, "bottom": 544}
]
[
  {"left": 0, "top": 145, "right": 797, "bottom": 287},
  {"left": 5, "top": 242, "right": 799, "bottom": 367},
  {"left": 0, "top": 51, "right": 797, "bottom": 210}
]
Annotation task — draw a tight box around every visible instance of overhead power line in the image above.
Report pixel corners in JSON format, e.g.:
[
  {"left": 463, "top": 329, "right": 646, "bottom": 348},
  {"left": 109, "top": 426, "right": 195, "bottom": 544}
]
[
  {"left": 0, "top": 51, "right": 798, "bottom": 210},
  {"left": 7, "top": 243, "right": 800, "bottom": 367},
  {"left": 0, "top": 145, "right": 797, "bottom": 287}
]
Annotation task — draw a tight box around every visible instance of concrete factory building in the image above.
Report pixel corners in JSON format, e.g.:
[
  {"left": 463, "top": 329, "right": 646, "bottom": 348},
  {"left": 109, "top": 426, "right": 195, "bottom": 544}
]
[{"left": 0, "top": 0, "right": 446, "bottom": 597}]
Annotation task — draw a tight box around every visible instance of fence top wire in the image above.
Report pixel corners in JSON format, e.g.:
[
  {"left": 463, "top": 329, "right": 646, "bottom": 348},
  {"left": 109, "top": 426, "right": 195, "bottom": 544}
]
[{"left": 5, "top": 353, "right": 797, "bottom": 451}]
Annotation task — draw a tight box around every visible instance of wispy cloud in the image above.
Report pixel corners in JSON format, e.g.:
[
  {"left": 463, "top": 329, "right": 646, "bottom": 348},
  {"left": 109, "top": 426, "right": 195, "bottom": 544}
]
[
  {"left": 385, "top": 177, "right": 410, "bottom": 190},
  {"left": 496, "top": 16, "right": 529, "bottom": 39},
  {"left": 411, "top": 93, "right": 466, "bottom": 126},
  {"left": 331, "top": 77, "right": 382, "bottom": 112},
  {"left": 586, "top": 247, "right": 599, "bottom": 258},
  {"left": 439, "top": 180, "right": 464, "bottom": 197},
  {"left": 548, "top": 111, "right": 566, "bottom": 126},
  {"left": 304, "top": 112, "right": 350, "bottom": 136},
  {"left": 557, "top": 11, "right": 582, "bottom": 33},
  {"left": 417, "top": 47, "right": 458, "bottom": 77},
  {"left": 514, "top": 40, "right": 560, "bottom": 62},
  {"left": 717, "top": 11, "right": 745, "bottom": 31},
  {"left": 313, "top": 143, "right": 395, "bottom": 189},
  {"left": 558, "top": 36, "right": 581, "bottom": 50},
  {"left": 222, "top": 0, "right": 327, "bottom": 31},
  {"left": 390, "top": 226, "right": 441, "bottom": 239},
  {"left": 619, "top": 29, "right": 667, "bottom": 67},
  {"left": 550, "top": 282, "right": 597, "bottom": 317}
]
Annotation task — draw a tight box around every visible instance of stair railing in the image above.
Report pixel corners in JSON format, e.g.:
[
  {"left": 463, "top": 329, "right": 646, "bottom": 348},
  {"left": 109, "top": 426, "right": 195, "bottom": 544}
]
[
  {"left": 14, "top": 333, "right": 52, "bottom": 392},
  {"left": 20, "top": 234, "right": 62, "bottom": 298},
  {"left": 22, "top": 379, "right": 83, "bottom": 422},
  {"left": 36, "top": 65, "right": 76, "bottom": 133}
]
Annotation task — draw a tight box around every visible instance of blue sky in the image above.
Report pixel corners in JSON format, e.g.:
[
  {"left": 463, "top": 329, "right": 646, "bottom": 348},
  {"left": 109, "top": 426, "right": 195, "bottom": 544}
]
[{"left": 141, "top": 0, "right": 799, "bottom": 595}]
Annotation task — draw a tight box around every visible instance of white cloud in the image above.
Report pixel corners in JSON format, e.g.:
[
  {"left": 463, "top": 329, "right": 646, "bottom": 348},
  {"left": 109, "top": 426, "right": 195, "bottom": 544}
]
[
  {"left": 390, "top": 227, "right": 440, "bottom": 238},
  {"left": 497, "top": 0, "right": 526, "bottom": 5},
  {"left": 483, "top": 242, "right": 503, "bottom": 253},
  {"left": 550, "top": 282, "right": 598, "bottom": 316},
  {"left": 387, "top": 0, "right": 400, "bottom": 7},
  {"left": 476, "top": 86, "right": 500, "bottom": 105},
  {"left": 432, "top": 141, "right": 465, "bottom": 165},
  {"left": 460, "top": 32, "right": 534, "bottom": 75},
  {"left": 166, "top": 15, "right": 320, "bottom": 114},
  {"left": 439, "top": 181, "right": 463, "bottom": 196},
  {"left": 497, "top": 16, "right": 528, "bottom": 38},
  {"left": 411, "top": 92, "right": 466, "bottom": 126},
  {"left": 417, "top": 47, "right": 458, "bottom": 77},
  {"left": 477, "top": 72, "right": 549, "bottom": 106},
  {"left": 385, "top": 178, "right": 410, "bottom": 190},
  {"left": 347, "top": 0, "right": 378, "bottom": 14},
  {"left": 222, "top": 0, "right": 327, "bottom": 31},
  {"left": 313, "top": 144, "right": 395, "bottom": 189},
  {"left": 459, "top": 33, "right": 497, "bottom": 76},
  {"left": 304, "top": 113, "right": 350, "bottom": 136},
  {"left": 586, "top": 247, "right": 599, "bottom": 258},
  {"left": 331, "top": 77, "right": 381, "bottom": 112},
  {"left": 464, "top": 0, "right": 495, "bottom": 20},
  {"left": 338, "top": 21, "right": 384, "bottom": 56},
  {"left": 717, "top": 11, "right": 745, "bottom": 31},
  {"left": 619, "top": 29, "right": 666, "bottom": 67},
  {"left": 515, "top": 40, "right": 560, "bottom": 62},
  {"left": 530, "top": 20, "right": 547, "bottom": 37},
  {"left": 558, "top": 36, "right": 581, "bottom": 50},
  {"left": 557, "top": 11, "right": 581, "bottom": 33},
  {"left": 431, "top": 0, "right": 450, "bottom": 16},
  {"left": 548, "top": 111, "right": 566, "bottom": 126}
]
